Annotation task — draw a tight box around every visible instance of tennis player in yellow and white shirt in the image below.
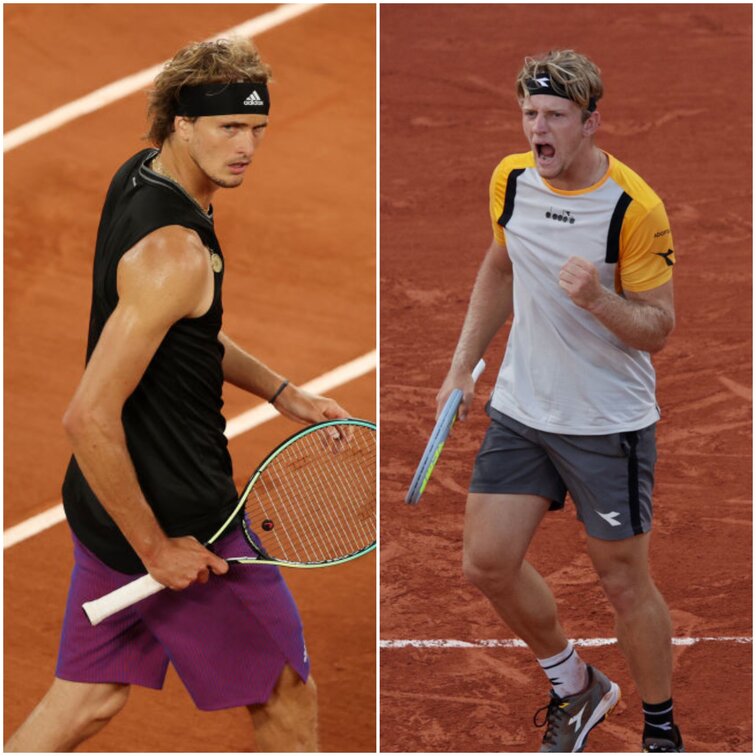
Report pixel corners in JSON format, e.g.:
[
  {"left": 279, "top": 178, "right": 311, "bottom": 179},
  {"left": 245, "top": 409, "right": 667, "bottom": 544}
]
[{"left": 438, "top": 50, "right": 683, "bottom": 753}]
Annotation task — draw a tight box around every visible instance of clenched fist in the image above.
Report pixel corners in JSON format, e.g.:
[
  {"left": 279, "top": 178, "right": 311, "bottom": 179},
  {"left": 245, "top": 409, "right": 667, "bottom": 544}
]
[{"left": 559, "top": 256, "right": 605, "bottom": 310}]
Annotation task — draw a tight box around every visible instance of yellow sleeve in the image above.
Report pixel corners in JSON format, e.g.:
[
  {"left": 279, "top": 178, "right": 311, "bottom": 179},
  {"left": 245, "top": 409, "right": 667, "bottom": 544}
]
[
  {"left": 619, "top": 200, "right": 676, "bottom": 292},
  {"left": 489, "top": 159, "right": 508, "bottom": 246},
  {"left": 488, "top": 153, "right": 534, "bottom": 246}
]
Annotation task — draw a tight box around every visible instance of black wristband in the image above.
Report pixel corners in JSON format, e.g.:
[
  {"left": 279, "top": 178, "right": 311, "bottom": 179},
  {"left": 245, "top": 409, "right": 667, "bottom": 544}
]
[{"left": 269, "top": 379, "right": 289, "bottom": 405}]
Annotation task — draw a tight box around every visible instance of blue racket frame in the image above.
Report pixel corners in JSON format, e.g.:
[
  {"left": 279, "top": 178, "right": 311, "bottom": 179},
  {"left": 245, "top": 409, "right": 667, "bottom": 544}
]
[{"left": 405, "top": 360, "right": 485, "bottom": 504}]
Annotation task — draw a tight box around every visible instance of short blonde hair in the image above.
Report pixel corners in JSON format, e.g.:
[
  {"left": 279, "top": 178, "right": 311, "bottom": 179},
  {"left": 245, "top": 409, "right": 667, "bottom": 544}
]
[
  {"left": 516, "top": 50, "right": 603, "bottom": 118},
  {"left": 147, "top": 38, "right": 272, "bottom": 146}
]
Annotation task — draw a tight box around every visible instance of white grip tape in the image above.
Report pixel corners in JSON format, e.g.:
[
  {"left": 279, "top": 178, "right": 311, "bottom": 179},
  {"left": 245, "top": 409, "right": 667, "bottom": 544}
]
[{"left": 82, "top": 573, "right": 166, "bottom": 626}]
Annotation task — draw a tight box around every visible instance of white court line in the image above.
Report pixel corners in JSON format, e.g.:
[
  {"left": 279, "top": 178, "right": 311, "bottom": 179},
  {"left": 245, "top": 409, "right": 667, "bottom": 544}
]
[
  {"left": 381, "top": 636, "right": 752, "bottom": 649},
  {"left": 3, "top": 350, "right": 376, "bottom": 550},
  {"left": 3, "top": 3, "right": 320, "bottom": 152},
  {"left": 718, "top": 375, "right": 752, "bottom": 402}
]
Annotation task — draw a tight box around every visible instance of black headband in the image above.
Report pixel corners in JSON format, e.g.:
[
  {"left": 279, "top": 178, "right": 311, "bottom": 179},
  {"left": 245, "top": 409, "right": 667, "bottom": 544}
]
[
  {"left": 175, "top": 82, "right": 270, "bottom": 117},
  {"left": 524, "top": 74, "right": 596, "bottom": 112}
]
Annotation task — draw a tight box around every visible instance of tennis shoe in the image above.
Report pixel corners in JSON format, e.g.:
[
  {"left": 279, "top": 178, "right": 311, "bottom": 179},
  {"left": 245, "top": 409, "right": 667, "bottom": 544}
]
[
  {"left": 534, "top": 665, "right": 620, "bottom": 752},
  {"left": 642, "top": 725, "right": 685, "bottom": 752}
]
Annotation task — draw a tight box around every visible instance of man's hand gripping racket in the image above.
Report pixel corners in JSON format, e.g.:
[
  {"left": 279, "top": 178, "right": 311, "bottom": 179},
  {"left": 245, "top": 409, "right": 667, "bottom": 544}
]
[
  {"left": 83, "top": 418, "right": 376, "bottom": 626},
  {"left": 405, "top": 359, "right": 485, "bottom": 504}
]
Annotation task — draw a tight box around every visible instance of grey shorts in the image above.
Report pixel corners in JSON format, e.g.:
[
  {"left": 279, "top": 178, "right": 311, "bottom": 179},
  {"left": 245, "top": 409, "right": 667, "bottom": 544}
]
[{"left": 469, "top": 404, "right": 657, "bottom": 540}]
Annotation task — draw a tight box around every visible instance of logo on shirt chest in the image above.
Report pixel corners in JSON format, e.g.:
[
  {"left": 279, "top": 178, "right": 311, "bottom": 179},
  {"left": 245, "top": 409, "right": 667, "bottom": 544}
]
[
  {"left": 206, "top": 247, "right": 223, "bottom": 273},
  {"left": 545, "top": 206, "right": 576, "bottom": 225}
]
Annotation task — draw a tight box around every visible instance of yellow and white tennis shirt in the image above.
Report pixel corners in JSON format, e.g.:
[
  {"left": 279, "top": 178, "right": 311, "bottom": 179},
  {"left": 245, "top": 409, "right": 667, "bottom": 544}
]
[{"left": 488, "top": 150, "right": 675, "bottom": 434}]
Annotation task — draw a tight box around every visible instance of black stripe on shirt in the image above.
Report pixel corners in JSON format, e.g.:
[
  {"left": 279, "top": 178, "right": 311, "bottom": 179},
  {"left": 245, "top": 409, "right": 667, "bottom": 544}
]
[
  {"left": 497, "top": 168, "right": 526, "bottom": 229},
  {"left": 605, "top": 191, "right": 633, "bottom": 264}
]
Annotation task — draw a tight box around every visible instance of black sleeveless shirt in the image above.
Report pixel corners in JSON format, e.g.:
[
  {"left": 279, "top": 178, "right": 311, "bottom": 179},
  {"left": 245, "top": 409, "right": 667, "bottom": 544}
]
[{"left": 62, "top": 149, "right": 239, "bottom": 573}]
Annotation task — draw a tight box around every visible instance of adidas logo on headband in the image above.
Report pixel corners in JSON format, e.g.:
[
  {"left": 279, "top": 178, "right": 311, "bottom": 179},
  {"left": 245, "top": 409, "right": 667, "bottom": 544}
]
[
  {"left": 243, "top": 90, "right": 265, "bottom": 107},
  {"left": 176, "top": 82, "right": 271, "bottom": 116}
]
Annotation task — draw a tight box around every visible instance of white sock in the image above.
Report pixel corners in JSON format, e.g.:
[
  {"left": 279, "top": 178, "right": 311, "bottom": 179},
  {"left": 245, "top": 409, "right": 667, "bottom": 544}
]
[{"left": 537, "top": 641, "right": 589, "bottom": 698}]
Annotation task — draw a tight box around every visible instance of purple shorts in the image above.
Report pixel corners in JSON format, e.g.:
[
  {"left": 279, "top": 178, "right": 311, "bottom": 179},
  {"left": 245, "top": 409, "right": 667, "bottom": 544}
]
[{"left": 55, "top": 528, "right": 310, "bottom": 711}]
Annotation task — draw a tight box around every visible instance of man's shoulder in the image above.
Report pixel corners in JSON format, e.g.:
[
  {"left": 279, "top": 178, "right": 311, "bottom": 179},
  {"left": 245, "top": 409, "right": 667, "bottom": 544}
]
[
  {"left": 102, "top": 148, "right": 157, "bottom": 210},
  {"left": 111, "top": 148, "right": 157, "bottom": 184},
  {"left": 118, "top": 225, "right": 210, "bottom": 303},
  {"left": 491, "top": 151, "right": 535, "bottom": 179},
  {"left": 126, "top": 225, "right": 207, "bottom": 268},
  {"left": 489, "top": 152, "right": 535, "bottom": 198},
  {"left": 607, "top": 153, "right": 665, "bottom": 213}
]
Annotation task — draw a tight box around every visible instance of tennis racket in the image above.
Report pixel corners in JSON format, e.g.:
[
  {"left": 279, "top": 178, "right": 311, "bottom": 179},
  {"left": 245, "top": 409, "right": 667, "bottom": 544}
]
[
  {"left": 83, "top": 418, "right": 376, "bottom": 626},
  {"left": 405, "top": 360, "right": 486, "bottom": 504}
]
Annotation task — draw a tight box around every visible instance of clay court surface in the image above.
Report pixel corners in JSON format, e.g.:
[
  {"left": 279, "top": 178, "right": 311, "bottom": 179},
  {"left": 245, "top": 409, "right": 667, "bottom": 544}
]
[
  {"left": 5, "top": 4, "right": 375, "bottom": 751},
  {"left": 380, "top": 4, "right": 751, "bottom": 753}
]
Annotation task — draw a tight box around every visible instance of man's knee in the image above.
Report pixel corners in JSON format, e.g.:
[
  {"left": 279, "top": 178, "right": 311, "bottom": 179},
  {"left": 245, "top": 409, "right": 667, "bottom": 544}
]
[
  {"left": 68, "top": 681, "right": 130, "bottom": 729},
  {"left": 587, "top": 532, "right": 661, "bottom": 617},
  {"left": 5, "top": 679, "right": 130, "bottom": 752},
  {"left": 91, "top": 684, "right": 130, "bottom": 724},
  {"left": 278, "top": 665, "right": 316, "bottom": 700},
  {"left": 249, "top": 667, "right": 318, "bottom": 751},
  {"left": 287, "top": 670, "right": 317, "bottom": 711},
  {"left": 261, "top": 667, "right": 315, "bottom": 710},
  {"left": 462, "top": 543, "right": 522, "bottom": 595},
  {"left": 594, "top": 561, "right": 659, "bottom": 617},
  {"left": 463, "top": 493, "right": 546, "bottom": 594}
]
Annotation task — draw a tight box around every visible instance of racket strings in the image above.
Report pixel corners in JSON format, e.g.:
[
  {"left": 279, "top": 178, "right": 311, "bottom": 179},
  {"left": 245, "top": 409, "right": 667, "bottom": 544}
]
[
  {"left": 255, "top": 427, "right": 375, "bottom": 561},
  {"left": 244, "top": 424, "right": 376, "bottom": 564}
]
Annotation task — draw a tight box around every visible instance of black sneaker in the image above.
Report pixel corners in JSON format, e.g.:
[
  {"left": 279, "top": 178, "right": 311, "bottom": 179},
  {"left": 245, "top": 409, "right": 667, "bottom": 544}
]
[{"left": 642, "top": 724, "right": 685, "bottom": 752}]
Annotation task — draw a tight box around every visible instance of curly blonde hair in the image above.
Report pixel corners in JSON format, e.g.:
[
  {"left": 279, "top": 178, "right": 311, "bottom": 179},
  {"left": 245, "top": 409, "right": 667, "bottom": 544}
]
[
  {"left": 147, "top": 37, "right": 272, "bottom": 146},
  {"left": 515, "top": 50, "right": 603, "bottom": 119}
]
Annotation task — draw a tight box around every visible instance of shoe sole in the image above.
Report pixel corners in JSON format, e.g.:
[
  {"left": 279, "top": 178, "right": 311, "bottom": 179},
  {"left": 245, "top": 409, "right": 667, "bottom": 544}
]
[{"left": 572, "top": 682, "right": 621, "bottom": 753}]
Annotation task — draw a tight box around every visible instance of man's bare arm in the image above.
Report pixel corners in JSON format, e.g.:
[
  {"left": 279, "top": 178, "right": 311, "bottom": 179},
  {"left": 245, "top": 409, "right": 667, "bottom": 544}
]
[
  {"left": 559, "top": 256, "right": 675, "bottom": 353},
  {"left": 438, "top": 237, "right": 514, "bottom": 420},
  {"left": 219, "top": 332, "right": 350, "bottom": 424},
  {"left": 63, "top": 226, "right": 228, "bottom": 587}
]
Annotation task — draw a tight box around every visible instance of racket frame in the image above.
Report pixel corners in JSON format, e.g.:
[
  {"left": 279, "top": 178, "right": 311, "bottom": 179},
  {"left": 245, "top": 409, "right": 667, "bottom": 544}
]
[
  {"left": 235, "top": 417, "right": 377, "bottom": 566},
  {"left": 405, "top": 360, "right": 485, "bottom": 504}
]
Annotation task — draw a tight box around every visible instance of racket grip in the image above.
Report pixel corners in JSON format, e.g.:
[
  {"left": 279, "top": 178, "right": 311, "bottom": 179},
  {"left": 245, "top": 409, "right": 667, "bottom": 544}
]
[
  {"left": 82, "top": 573, "right": 166, "bottom": 626},
  {"left": 471, "top": 358, "right": 486, "bottom": 382}
]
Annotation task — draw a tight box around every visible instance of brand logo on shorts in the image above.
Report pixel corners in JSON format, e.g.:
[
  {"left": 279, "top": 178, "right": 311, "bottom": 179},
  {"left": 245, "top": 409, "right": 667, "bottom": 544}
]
[{"left": 596, "top": 510, "right": 623, "bottom": 527}]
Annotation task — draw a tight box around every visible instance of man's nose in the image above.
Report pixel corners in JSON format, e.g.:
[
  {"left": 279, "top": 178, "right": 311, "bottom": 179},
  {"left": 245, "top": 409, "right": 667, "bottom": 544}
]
[
  {"left": 533, "top": 113, "right": 548, "bottom": 132},
  {"left": 237, "top": 130, "right": 256, "bottom": 157}
]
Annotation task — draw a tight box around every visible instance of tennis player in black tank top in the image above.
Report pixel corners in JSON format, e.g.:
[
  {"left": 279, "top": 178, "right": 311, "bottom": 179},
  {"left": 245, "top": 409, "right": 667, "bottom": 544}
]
[{"left": 7, "top": 39, "right": 350, "bottom": 753}]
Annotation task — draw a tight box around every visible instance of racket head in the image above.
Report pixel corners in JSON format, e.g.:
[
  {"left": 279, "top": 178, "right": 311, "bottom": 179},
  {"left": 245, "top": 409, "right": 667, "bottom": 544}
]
[
  {"left": 238, "top": 418, "right": 376, "bottom": 566},
  {"left": 405, "top": 388, "right": 462, "bottom": 504}
]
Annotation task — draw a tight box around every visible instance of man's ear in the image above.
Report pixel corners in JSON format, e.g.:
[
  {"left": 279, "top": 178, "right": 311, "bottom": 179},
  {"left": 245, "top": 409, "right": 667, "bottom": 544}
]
[
  {"left": 582, "top": 109, "right": 601, "bottom": 137},
  {"left": 173, "top": 116, "right": 195, "bottom": 143}
]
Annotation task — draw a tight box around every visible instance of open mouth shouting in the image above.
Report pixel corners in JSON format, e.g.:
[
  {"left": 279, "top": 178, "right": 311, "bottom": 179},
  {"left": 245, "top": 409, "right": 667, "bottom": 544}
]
[{"left": 534, "top": 141, "right": 556, "bottom": 169}]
